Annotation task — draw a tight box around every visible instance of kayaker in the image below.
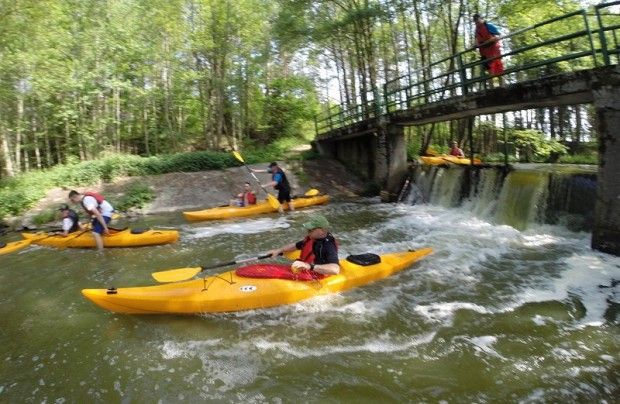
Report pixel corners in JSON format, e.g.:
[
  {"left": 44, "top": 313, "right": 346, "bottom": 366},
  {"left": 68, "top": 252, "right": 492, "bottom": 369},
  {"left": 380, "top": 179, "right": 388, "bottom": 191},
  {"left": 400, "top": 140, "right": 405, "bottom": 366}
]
[
  {"left": 229, "top": 182, "right": 257, "bottom": 207},
  {"left": 253, "top": 161, "right": 294, "bottom": 213},
  {"left": 52, "top": 204, "right": 82, "bottom": 236},
  {"left": 267, "top": 214, "right": 340, "bottom": 275},
  {"left": 449, "top": 141, "right": 465, "bottom": 157},
  {"left": 68, "top": 190, "right": 114, "bottom": 251}
]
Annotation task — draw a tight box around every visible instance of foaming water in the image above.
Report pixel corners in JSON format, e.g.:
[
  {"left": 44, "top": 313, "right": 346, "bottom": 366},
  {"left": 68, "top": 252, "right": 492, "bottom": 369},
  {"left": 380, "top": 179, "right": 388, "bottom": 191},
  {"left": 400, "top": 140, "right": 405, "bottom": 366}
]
[{"left": 0, "top": 201, "right": 618, "bottom": 401}]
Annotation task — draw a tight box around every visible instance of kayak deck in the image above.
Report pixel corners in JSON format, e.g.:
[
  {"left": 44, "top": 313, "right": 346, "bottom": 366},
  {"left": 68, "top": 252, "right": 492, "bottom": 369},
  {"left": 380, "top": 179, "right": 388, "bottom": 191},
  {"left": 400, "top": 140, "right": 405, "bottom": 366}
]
[
  {"left": 183, "top": 194, "right": 330, "bottom": 221},
  {"left": 419, "top": 155, "right": 482, "bottom": 166},
  {"left": 81, "top": 248, "right": 432, "bottom": 314},
  {"left": 21, "top": 228, "right": 179, "bottom": 248}
]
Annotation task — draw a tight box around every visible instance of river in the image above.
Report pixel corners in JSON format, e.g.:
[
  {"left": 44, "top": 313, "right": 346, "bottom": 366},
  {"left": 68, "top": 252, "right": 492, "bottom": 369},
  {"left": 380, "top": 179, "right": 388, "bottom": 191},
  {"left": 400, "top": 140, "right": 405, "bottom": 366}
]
[{"left": 0, "top": 199, "right": 618, "bottom": 402}]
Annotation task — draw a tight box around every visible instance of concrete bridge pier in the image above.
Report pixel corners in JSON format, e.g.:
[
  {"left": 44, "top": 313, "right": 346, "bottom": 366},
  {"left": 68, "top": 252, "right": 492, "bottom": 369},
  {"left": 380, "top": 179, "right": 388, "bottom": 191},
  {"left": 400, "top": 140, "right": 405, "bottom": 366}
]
[
  {"left": 592, "top": 67, "right": 620, "bottom": 256},
  {"left": 313, "top": 123, "right": 407, "bottom": 199}
]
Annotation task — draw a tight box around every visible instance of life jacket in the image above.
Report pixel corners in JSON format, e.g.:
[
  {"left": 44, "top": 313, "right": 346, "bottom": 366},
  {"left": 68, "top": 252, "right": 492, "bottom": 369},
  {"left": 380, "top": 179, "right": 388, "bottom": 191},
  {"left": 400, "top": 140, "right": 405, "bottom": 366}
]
[
  {"left": 299, "top": 233, "right": 338, "bottom": 264},
  {"left": 271, "top": 168, "right": 290, "bottom": 193},
  {"left": 81, "top": 191, "right": 106, "bottom": 213},
  {"left": 66, "top": 209, "right": 80, "bottom": 232},
  {"left": 244, "top": 191, "right": 257, "bottom": 205},
  {"left": 475, "top": 22, "right": 501, "bottom": 58}
]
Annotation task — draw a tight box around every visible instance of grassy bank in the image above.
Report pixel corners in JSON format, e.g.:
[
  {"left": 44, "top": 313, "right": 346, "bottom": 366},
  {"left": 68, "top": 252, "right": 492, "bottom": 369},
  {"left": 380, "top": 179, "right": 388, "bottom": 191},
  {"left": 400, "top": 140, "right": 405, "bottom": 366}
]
[{"left": 0, "top": 145, "right": 307, "bottom": 221}]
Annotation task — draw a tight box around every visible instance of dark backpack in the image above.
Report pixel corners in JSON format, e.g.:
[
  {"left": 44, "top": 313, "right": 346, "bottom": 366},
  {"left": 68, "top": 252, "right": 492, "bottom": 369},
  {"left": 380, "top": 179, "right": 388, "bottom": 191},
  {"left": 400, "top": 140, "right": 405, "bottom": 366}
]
[{"left": 346, "top": 253, "right": 381, "bottom": 266}]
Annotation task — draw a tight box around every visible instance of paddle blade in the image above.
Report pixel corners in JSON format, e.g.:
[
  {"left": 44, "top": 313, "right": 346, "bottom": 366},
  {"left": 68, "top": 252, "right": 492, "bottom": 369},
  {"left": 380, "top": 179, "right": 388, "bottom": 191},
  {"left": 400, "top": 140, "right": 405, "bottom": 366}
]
[
  {"left": 0, "top": 239, "right": 33, "bottom": 255},
  {"left": 232, "top": 150, "right": 245, "bottom": 164},
  {"left": 152, "top": 267, "right": 202, "bottom": 283},
  {"left": 266, "top": 193, "right": 281, "bottom": 210},
  {"left": 304, "top": 189, "right": 320, "bottom": 196}
]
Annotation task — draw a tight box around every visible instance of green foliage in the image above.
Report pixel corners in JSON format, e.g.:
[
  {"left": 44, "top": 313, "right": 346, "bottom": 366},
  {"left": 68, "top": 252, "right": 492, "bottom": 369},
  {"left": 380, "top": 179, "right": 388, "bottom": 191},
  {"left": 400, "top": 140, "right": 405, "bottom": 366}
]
[
  {"left": 113, "top": 183, "right": 155, "bottom": 212},
  {"left": 0, "top": 151, "right": 242, "bottom": 221},
  {"left": 557, "top": 152, "right": 598, "bottom": 165},
  {"left": 509, "top": 129, "right": 568, "bottom": 162},
  {"left": 32, "top": 209, "right": 58, "bottom": 226},
  {"left": 263, "top": 76, "right": 320, "bottom": 139}
]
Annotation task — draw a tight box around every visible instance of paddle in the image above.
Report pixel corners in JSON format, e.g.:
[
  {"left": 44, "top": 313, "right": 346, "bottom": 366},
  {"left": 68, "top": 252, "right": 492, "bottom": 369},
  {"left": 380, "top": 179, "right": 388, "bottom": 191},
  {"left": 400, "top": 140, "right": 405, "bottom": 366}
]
[
  {"left": 0, "top": 231, "right": 68, "bottom": 255},
  {"left": 0, "top": 239, "right": 35, "bottom": 255},
  {"left": 152, "top": 250, "right": 300, "bottom": 283},
  {"left": 232, "top": 151, "right": 281, "bottom": 211}
]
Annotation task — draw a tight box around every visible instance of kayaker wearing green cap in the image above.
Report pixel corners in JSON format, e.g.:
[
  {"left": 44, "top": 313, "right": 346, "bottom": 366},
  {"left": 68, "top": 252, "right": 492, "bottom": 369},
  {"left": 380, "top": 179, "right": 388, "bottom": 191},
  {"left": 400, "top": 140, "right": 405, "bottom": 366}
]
[{"left": 267, "top": 214, "right": 340, "bottom": 275}]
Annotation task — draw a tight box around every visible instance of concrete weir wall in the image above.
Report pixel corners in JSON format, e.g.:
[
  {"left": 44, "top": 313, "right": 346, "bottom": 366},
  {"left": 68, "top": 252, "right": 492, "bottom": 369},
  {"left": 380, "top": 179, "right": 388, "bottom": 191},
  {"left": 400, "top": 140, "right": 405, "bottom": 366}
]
[{"left": 591, "top": 66, "right": 620, "bottom": 255}]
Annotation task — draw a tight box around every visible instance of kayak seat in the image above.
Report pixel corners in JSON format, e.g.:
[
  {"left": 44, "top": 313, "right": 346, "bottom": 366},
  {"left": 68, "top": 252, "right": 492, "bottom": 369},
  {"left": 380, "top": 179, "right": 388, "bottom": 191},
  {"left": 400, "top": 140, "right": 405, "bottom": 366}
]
[
  {"left": 130, "top": 228, "right": 147, "bottom": 234},
  {"left": 346, "top": 253, "right": 381, "bottom": 266},
  {"left": 0, "top": 242, "right": 6, "bottom": 248},
  {"left": 108, "top": 226, "right": 128, "bottom": 232},
  {"left": 236, "top": 264, "right": 328, "bottom": 281}
]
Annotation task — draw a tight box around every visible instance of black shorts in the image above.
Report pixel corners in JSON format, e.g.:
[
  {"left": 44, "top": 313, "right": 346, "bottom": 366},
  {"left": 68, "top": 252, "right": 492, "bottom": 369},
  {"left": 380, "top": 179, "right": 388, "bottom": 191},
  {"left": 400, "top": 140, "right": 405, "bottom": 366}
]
[{"left": 277, "top": 189, "right": 291, "bottom": 203}]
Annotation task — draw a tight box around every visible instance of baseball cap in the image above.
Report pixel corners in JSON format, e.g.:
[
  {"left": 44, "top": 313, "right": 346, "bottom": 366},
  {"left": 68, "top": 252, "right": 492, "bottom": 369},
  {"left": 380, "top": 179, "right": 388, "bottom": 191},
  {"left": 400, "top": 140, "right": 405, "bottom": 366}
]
[
  {"left": 268, "top": 162, "right": 278, "bottom": 167},
  {"left": 302, "top": 214, "right": 330, "bottom": 230}
]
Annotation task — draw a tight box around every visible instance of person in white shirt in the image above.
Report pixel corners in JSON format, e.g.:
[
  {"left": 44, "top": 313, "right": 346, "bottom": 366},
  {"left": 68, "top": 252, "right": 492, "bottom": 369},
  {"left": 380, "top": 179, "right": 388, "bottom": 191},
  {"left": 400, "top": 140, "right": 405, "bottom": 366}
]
[
  {"left": 68, "top": 190, "right": 114, "bottom": 251},
  {"left": 54, "top": 204, "right": 81, "bottom": 236}
]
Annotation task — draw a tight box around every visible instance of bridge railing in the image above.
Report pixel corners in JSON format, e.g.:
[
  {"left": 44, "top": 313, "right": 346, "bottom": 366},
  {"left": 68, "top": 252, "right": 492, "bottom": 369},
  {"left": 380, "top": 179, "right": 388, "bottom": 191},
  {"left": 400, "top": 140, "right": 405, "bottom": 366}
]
[{"left": 315, "top": 1, "right": 620, "bottom": 138}]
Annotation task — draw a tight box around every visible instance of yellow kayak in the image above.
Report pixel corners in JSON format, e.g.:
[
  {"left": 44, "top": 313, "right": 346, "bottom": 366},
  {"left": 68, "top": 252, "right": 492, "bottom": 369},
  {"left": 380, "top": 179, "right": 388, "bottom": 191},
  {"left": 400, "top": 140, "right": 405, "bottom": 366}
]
[
  {"left": 81, "top": 248, "right": 432, "bottom": 314},
  {"left": 419, "top": 155, "right": 482, "bottom": 166},
  {"left": 21, "top": 228, "right": 179, "bottom": 249},
  {"left": 0, "top": 239, "right": 33, "bottom": 255},
  {"left": 183, "top": 194, "right": 330, "bottom": 221}
]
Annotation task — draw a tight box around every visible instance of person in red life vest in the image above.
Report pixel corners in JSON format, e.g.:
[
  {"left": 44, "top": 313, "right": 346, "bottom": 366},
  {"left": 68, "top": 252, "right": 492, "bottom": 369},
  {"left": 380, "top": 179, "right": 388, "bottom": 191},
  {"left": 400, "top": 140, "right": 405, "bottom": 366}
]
[
  {"left": 229, "top": 182, "right": 257, "bottom": 207},
  {"left": 449, "top": 141, "right": 465, "bottom": 158},
  {"left": 253, "top": 161, "right": 294, "bottom": 213},
  {"left": 68, "top": 190, "right": 114, "bottom": 251},
  {"left": 51, "top": 204, "right": 82, "bottom": 236},
  {"left": 473, "top": 13, "right": 504, "bottom": 86},
  {"left": 267, "top": 214, "right": 340, "bottom": 276}
]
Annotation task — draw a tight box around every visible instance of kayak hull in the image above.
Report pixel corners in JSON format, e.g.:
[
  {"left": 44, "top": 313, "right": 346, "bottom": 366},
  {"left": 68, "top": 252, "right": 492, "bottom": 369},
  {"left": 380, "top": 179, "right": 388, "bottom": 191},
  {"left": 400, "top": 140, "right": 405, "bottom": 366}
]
[
  {"left": 419, "top": 155, "right": 482, "bottom": 166},
  {"left": 183, "top": 195, "right": 330, "bottom": 221},
  {"left": 21, "top": 229, "right": 178, "bottom": 248},
  {"left": 81, "top": 248, "right": 432, "bottom": 314}
]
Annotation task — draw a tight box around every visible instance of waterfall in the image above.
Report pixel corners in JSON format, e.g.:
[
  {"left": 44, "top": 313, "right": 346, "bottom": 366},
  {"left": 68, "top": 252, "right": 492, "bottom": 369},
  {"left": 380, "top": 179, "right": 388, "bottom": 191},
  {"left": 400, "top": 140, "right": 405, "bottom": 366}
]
[{"left": 407, "top": 164, "right": 597, "bottom": 231}]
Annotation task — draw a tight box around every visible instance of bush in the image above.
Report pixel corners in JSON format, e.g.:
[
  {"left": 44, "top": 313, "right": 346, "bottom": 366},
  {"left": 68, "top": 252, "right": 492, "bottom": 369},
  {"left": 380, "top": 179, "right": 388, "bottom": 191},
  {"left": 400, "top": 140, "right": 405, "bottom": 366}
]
[{"left": 113, "top": 183, "right": 155, "bottom": 211}]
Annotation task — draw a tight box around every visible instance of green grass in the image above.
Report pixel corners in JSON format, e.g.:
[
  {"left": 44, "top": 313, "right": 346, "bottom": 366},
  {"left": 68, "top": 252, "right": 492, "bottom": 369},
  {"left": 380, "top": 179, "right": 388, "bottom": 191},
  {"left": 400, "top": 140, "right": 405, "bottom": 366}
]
[{"left": 112, "top": 183, "right": 155, "bottom": 212}]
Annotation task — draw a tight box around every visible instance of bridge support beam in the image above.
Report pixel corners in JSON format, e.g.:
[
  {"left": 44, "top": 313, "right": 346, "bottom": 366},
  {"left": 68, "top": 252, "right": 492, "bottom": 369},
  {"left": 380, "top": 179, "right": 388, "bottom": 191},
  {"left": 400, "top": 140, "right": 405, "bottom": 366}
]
[
  {"left": 373, "top": 124, "right": 407, "bottom": 201},
  {"left": 592, "top": 67, "right": 620, "bottom": 256}
]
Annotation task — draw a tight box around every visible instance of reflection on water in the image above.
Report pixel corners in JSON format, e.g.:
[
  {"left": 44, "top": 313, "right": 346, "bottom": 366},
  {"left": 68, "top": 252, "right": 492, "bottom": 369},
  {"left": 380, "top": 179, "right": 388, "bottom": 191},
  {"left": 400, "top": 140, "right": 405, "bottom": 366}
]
[{"left": 0, "top": 201, "right": 618, "bottom": 401}]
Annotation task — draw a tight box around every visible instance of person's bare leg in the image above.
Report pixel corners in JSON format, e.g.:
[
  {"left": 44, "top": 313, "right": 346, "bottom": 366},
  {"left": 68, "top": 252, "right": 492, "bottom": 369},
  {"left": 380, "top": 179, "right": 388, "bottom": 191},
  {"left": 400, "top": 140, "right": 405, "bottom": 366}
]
[{"left": 93, "top": 232, "right": 104, "bottom": 252}]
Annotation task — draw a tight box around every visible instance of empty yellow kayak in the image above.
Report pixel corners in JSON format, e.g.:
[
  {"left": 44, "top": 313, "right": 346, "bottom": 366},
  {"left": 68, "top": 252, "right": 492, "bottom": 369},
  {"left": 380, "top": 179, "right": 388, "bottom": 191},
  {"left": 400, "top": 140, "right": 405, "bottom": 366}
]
[
  {"left": 21, "top": 228, "right": 179, "bottom": 248},
  {"left": 419, "top": 155, "right": 482, "bottom": 166},
  {"left": 81, "top": 248, "right": 432, "bottom": 314},
  {"left": 183, "top": 194, "right": 330, "bottom": 221}
]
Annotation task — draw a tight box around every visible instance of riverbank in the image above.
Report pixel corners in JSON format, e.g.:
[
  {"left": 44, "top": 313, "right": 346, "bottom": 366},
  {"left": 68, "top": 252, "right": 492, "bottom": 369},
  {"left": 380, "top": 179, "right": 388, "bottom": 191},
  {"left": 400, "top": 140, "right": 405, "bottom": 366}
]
[{"left": 8, "top": 157, "right": 366, "bottom": 230}]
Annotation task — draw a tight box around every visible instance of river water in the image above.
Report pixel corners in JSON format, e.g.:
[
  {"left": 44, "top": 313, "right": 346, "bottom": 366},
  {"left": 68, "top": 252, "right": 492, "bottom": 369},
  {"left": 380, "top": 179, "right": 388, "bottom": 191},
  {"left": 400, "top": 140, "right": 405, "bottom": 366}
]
[{"left": 0, "top": 199, "right": 618, "bottom": 402}]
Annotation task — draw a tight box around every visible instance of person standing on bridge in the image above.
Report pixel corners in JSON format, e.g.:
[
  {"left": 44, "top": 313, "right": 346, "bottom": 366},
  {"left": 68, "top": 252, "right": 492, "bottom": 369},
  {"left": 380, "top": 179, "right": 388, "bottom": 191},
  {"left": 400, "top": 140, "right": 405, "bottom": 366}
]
[{"left": 473, "top": 13, "right": 504, "bottom": 86}]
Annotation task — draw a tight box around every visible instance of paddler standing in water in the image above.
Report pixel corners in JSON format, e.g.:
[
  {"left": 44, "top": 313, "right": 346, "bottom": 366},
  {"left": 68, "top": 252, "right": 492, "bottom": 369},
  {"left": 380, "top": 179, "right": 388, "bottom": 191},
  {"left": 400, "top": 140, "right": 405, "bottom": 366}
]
[
  {"left": 252, "top": 161, "right": 294, "bottom": 214},
  {"left": 68, "top": 190, "right": 114, "bottom": 251},
  {"left": 268, "top": 214, "right": 340, "bottom": 275}
]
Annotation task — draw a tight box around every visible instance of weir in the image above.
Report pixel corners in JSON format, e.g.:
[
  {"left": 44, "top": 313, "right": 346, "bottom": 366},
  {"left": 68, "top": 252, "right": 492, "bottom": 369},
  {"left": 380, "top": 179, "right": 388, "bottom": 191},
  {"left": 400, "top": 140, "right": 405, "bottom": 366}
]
[{"left": 403, "top": 165, "right": 597, "bottom": 232}]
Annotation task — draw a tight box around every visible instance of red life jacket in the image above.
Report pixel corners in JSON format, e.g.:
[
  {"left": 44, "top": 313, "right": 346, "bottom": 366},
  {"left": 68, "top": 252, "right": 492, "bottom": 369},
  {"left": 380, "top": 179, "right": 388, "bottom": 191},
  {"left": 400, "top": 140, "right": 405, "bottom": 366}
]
[
  {"left": 300, "top": 236, "right": 316, "bottom": 264},
  {"left": 475, "top": 22, "right": 501, "bottom": 59},
  {"left": 245, "top": 191, "right": 257, "bottom": 205},
  {"left": 82, "top": 191, "right": 105, "bottom": 213},
  {"left": 299, "top": 234, "right": 339, "bottom": 264}
]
